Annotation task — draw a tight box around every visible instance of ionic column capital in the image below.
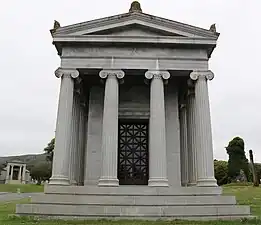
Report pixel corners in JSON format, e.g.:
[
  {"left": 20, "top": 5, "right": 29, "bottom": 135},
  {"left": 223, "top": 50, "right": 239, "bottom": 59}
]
[
  {"left": 190, "top": 70, "right": 214, "bottom": 81},
  {"left": 145, "top": 70, "right": 170, "bottom": 80},
  {"left": 55, "top": 67, "right": 80, "bottom": 79},
  {"left": 99, "top": 70, "right": 125, "bottom": 79}
]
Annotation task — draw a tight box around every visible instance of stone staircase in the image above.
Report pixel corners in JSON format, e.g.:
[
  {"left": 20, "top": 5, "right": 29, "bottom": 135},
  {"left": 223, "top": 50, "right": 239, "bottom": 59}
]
[{"left": 16, "top": 185, "right": 252, "bottom": 220}]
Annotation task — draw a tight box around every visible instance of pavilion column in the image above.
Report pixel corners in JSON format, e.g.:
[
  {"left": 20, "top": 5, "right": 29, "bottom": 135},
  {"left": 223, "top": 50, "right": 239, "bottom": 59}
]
[
  {"left": 179, "top": 104, "right": 189, "bottom": 186},
  {"left": 98, "top": 69, "right": 125, "bottom": 187},
  {"left": 5, "top": 164, "right": 10, "bottom": 180},
  {"left": 145, "top": 70, "right": 170, "bottom": 187},
  {"left": 190, "top": 70, "right": 217, "bottom": 187},
  {"left": 186, "top": 83, "right": 197, "bottom": 186},
  {"left": 49, "top": 68, "right": 79, "bottom": 186},
  {"left": 68, "top": 89, "right": 81, "bottom": 185}
]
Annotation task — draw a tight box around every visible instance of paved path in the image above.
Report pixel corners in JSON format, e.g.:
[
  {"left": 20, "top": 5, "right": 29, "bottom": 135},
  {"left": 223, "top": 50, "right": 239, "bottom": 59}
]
[{"left": 0, "top": 193, "right": 41, "bottom": 202}]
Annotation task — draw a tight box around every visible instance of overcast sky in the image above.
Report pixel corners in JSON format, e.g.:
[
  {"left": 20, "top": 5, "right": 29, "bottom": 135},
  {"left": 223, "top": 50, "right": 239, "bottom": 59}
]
[{"left": 0, "top": 0, "right": 260, "bottom": 162}]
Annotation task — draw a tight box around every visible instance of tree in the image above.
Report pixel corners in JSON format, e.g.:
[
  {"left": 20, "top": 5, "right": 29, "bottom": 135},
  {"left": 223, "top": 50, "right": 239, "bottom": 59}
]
[
  {"left": 249, "top": 150, "right": 259, "bottom": 187},
  {"left": 44, "top": 138, "right": 55, "bottom": 162},
  {"left": 29, "top": 162, "right": 52, "bottom": 185},
  {"left": 214, "top": 160, "right": 228, "bottom": 186},
  {"left": 226, "top": 137, "right": 249, "bottom": 182}
]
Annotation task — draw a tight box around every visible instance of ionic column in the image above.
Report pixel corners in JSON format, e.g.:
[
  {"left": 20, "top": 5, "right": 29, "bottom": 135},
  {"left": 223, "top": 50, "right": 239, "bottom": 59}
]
[
  {"left": 98, "top": 70, "right": 125, "bottom": 186},
  {"left": 179, "top": 104, "right": 189, "bottom": 186},
  {"left": 190, "top": 70, "right": 217, "bottom": 187},
  {"left": 68, "top": 89, "right": 80, "bottom": 185},
  {"left": 186, "top": 83, "right": 197, "bottom": 186},
  {"left": 145, "top": 70, "right": 170, "bottom": 187},
  {"left": 5, "top": 164, "right": 10, "bottom": 180},
  {"left": 49, "top": 68, "right": 79, "bottom": 186},
  {"left": 10, "top": 165, "right": 13, "bottom": 180}
]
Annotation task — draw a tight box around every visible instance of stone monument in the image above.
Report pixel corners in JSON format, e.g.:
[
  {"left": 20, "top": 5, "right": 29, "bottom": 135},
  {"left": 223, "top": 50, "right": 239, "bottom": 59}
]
[
  {"left": 16, "top": 2, "right": 252, "bottom": 220},
  {"left": 0, "top": 160, "right": 31, "bottom": 184}
]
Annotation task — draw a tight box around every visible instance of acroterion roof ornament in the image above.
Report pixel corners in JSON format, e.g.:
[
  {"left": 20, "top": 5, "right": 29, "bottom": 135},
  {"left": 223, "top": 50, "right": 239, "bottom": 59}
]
[{"left": 129, "top": 1, "right": 142, "bottom": 13}]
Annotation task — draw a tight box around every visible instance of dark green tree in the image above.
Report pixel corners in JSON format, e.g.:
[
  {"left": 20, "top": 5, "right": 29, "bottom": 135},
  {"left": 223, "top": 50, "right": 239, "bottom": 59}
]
[
  {"left": 225, "top": 137, "right": 249, "bottom": 182},
  {"left": 214, "top": 160, "right": 228, "bottom": 185},
  {"left": 29, "top": 162, "right": 52, "bottom": 185},
  {"left": 44, "top": 138, "right": 55, "bottom": 162}
]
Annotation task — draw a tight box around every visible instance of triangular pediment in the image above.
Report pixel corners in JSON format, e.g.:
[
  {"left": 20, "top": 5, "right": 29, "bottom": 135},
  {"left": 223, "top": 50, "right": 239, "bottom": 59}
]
[
  {"left": 86, "top": 24, "right": 184, "bottom": 37},
  {"left": 52, "top": 12, "right": 219, "bottom": 39}
]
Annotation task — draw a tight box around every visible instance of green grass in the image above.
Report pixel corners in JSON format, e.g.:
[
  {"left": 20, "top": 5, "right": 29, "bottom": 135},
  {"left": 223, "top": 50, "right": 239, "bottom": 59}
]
[
  {"left": 0, "top": 184, "right": 261, "bottom": 224},
  {"left": 0, "top": 184, "right": 44, "bottom": 193}
]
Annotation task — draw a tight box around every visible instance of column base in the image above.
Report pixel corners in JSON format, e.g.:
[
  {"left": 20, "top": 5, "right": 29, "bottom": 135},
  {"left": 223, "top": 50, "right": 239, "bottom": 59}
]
[
  {"left": 98, "top": 178, "right": 119, "bottom": 187},
  {"left": 148, "top": 178, "right": 169, "bottom": 187},
  {"left": 70, "top": 180, "right": 77, "bottom": 186},
  {"left": 187, "top": 182, "right": 197, "bottom": 186},
  {"left": 197, "top": 178, "right": 218, "bottom": 187},
  {"left": 49, "top": 175, "right": 70, "bottom": 186}
]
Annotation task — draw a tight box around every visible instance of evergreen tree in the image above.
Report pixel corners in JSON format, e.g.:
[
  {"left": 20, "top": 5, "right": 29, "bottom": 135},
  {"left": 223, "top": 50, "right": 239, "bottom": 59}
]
[
  {"left": 226, "top": 137, "right": 249, "bottom": 182},
  {"left": 44, "top": 138, "right": 55, "bottom": 162}
]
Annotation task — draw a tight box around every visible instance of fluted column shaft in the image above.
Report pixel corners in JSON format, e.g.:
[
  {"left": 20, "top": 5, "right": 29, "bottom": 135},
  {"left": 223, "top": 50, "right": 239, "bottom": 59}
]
[
  {"left": 22, "top": 166, "right": 26, "bottom": 183},
  {"left": 179, "top": 104, "right": 189, "bottom": 186},
  {"left": 98, "top": 70, "right": 125, "bottom": 186},
  {"left": 69, "top": 92, "right": 80, "bottom": 185},
  {"left": 10, "top": 166, "right": 13, "bottom": 180},
  {"left": 190, "top": 70, "right": 217, "bottom": 187},
  {"left": 145, "top": 70, "right": 170, "bottom": 187},
  {"left": 186, "top": 89, "right": 197, "bottom": 186},
  {"left": 5, "top": 165, "right": 10, "bottom": 180},
  {"left": 49, "top": 68, "right": 79, "bottom": 185}
]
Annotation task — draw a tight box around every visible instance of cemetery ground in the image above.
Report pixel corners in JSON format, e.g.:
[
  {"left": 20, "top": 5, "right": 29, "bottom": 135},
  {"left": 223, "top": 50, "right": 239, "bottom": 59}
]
[
  {"left": 0, "top": 183, "right": 261, "bottom": 225},
  {"left": 0, "top": 184, "right": 44, "bottom": 193}
]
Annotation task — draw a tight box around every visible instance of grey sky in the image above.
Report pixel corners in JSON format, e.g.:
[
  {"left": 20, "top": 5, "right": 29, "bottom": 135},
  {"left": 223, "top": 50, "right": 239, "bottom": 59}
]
[{"left": 0, "top": 0, "right": 260, "bottom": 162}]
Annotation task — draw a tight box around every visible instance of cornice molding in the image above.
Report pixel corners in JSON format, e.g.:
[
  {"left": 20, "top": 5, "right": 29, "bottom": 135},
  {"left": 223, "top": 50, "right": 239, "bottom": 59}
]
[{"left": 53, "top": 13, "right": 218, "bottom": 39}]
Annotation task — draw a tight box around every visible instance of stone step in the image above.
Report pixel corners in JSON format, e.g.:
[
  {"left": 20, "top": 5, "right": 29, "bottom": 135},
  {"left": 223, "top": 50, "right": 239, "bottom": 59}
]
[
  {"left": 45, "top": 185, "right": 222, "bottom": 196},
  {"left": 16, "top": 203, "right": 251, "bottom": 219},
  {"left": 32, "top": 194, "right": 236, "bottom": 206}
]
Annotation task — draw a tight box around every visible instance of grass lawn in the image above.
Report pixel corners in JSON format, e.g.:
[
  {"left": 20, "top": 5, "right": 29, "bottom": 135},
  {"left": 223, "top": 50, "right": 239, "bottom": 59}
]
[
  {"left": 0, "top": 184, "right": 261, "bottom": 225},
  {"left": 0, "top": 184, "right": 44, "bottom": 193}
]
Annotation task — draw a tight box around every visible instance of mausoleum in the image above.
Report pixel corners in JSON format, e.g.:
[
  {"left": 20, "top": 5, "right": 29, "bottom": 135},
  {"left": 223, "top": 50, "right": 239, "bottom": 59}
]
[
  {"left": 0, "top": 160, "right": 31, "bottom": 184},
  {"left": 16, "top": 2, "right": 252, "bottom": 220}
]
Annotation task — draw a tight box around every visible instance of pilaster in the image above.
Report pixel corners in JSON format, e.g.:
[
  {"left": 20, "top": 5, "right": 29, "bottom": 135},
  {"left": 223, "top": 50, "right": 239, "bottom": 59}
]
[
  {"left": 179, "top": 104, "right": 189, "bottom": 186},
  {"left": 145, "top": 70, "right": 170, "bottom": 187},
  {"left": 98, "top": 69, "right": 124, "bottom": 187},
  {"left": 49, "top": 67, "right": 79, "bottom": 186},
  {"left": 190, "top": 70, "right": 217, "bottom": 187}
]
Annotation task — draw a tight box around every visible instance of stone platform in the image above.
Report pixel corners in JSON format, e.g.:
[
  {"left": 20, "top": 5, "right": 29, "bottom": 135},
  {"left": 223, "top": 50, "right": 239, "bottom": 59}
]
[{"left": 16, "top": 185, "right": 252, "bottom": 220}]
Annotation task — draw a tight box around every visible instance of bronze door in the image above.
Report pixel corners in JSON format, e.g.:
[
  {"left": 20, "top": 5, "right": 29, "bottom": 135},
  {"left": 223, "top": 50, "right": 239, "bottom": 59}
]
[{"left": 118, "top": 120, "right": 149, "bottom": 185}]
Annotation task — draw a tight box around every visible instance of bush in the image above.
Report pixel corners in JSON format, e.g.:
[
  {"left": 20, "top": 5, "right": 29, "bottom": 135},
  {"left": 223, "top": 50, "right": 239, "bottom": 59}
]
[{"left": 214, "top": 160, "right": 228, "bottom": 185}]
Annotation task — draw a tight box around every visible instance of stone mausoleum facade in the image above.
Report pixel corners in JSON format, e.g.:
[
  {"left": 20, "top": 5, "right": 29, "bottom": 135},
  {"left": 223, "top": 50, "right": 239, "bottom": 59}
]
[
  {"left": 0, "top": 160, "right": 31, "bottom": 184},
  {"left": 16, "top": 2, "right": 252, "bottom": 220}
]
